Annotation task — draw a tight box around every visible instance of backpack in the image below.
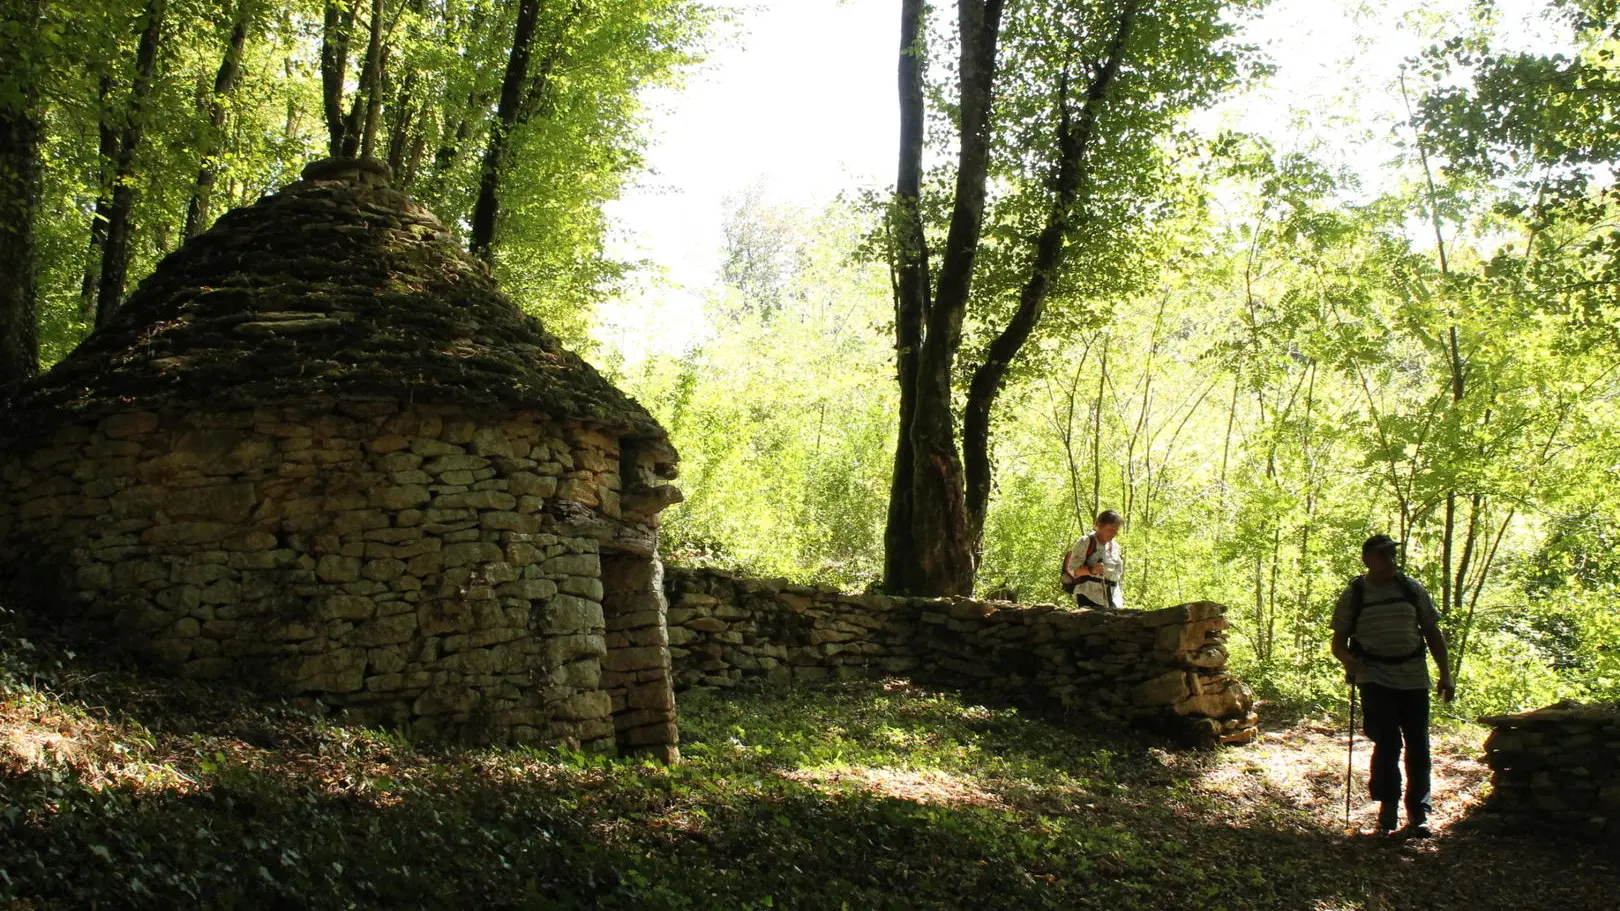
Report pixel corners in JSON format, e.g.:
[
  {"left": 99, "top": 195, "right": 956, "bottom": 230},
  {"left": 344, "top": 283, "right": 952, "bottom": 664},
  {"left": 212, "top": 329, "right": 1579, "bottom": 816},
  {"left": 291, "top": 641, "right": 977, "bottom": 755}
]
[
  {"left": 1348, "top": 573, "right": 1427, "bottom": 663},
  {"left": 1060, "top": 536, "right": 1098, "bottom": 593}
]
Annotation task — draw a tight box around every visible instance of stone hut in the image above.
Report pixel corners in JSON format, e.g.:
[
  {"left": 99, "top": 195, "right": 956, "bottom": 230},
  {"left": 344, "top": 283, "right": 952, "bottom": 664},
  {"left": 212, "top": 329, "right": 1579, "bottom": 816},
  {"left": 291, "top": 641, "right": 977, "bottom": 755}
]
[{"left": 0, "top": 158, "right": 684, "bottom": 760}]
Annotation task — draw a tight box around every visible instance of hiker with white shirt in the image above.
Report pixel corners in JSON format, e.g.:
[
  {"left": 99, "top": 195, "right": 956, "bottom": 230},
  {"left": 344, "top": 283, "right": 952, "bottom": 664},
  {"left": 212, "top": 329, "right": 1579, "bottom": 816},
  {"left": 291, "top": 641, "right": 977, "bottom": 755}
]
[{"left": 1061, "top": 510, "right": 1125, "bottom": 609}]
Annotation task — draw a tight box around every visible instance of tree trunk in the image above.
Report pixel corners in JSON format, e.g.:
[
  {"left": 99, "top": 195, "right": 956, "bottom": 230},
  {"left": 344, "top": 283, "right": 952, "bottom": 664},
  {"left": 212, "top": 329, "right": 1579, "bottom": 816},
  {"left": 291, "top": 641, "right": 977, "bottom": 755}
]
[
  {"left": 80, "top": 74, "right": 119, "bottom": 322},
  {"left": 887, "top": 0, "right": 1006, "bottom": 597},
  {"left": 0, "top": 0, "right": 42, "bottom": 389},
  {"left": 321, "top": 0, "right": 357, "bottom": 156},
  {"left": 386, "top": 68, "right": 419, "bottom": 177},
  {"left": 95, "top": 0, "right": 167, "bottom": 327},
  {"left": 962, "top": 5, "right": 1137, "bottom": 551},
  {"left": 351, "top": 0, "right": 388, "bottom": 159},
  {"left": 469, "top": 0, "right": 543, "bottom": 259},
  {"left": 184, "top": 0, "right": 255, "bottom": 238},
  {"left": 882, "top": 0, "right": 930, "bottom": 594},
  {"left": 1093, "top": 343, "right": 1107, "bottom": 517}
]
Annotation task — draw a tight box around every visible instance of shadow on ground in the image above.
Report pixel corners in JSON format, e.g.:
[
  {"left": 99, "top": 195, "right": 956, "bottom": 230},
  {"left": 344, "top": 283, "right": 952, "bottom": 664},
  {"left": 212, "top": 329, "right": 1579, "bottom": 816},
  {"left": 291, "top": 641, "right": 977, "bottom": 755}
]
[{"left": 2, "top": 623, "right": 1614, "bottom": 910}]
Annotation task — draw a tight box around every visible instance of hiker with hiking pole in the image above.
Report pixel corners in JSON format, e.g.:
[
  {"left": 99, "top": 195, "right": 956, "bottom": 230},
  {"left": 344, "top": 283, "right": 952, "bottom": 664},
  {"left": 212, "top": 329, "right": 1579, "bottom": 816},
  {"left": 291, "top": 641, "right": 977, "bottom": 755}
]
[{"left": 1331, "top": 534, "right": 1457, "bottom": 837}]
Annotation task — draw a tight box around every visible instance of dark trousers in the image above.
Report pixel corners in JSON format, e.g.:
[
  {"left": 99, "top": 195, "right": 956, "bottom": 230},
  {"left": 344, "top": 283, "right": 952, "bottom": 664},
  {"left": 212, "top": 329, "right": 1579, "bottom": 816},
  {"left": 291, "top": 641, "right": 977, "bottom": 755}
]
[{"left": 1359, "top": 682, "right": 1431, "bottom": 820}]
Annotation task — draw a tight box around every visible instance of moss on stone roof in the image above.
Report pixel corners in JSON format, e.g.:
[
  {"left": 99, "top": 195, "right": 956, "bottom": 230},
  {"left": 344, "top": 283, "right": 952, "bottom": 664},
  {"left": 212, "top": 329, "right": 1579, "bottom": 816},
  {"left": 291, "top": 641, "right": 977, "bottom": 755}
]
[{"left": 5, "top": 158, "right": 670, "bottom": 452}]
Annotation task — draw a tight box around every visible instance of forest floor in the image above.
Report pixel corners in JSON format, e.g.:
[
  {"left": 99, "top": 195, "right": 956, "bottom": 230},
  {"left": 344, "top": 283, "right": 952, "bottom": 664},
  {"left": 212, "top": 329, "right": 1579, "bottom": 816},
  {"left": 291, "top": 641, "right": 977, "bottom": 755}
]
[{"left": 2, "top": 613, "right": 1614, "bottom": 910}]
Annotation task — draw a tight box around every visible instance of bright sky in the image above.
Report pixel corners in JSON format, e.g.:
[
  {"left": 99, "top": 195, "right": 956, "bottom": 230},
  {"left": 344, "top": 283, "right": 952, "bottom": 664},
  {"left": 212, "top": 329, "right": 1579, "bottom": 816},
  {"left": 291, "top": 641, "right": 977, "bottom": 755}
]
[{"left": 597, "top": 0, "right": 1561, "bottom": 362}]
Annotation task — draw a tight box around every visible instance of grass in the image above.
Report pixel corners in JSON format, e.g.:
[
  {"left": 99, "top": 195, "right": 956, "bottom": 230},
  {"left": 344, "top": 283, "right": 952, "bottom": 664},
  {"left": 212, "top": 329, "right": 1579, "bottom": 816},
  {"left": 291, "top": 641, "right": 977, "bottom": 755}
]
[{"left": 2, "top": 612, "right": 1615, "bottom": 910}]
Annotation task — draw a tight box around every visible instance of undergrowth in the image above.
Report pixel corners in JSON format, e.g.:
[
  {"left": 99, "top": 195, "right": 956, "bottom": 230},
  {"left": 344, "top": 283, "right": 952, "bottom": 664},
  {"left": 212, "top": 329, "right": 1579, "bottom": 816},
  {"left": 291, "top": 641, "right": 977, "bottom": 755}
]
[{"left": 1, "top": 607, "right": 1614, "bottom": 910}]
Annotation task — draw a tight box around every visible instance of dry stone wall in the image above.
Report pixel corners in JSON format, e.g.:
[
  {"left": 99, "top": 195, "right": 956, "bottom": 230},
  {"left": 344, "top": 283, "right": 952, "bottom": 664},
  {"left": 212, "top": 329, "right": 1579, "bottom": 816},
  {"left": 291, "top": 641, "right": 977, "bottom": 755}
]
[
  {"left": 663, "top": 568, "right": 1258, "bottom": 745},
  {"left": 1481, "top": 701, "right": 1620, "bottom": 838},
  {"left": 0, "top": 400, "right": 676, "bottom": 754}
]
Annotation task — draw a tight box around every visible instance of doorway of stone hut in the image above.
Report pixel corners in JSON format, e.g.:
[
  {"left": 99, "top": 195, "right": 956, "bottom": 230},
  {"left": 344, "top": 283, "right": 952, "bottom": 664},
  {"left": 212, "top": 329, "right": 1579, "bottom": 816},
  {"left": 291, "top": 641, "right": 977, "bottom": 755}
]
[{"left": 598, "top": 549, "right": 680, "bottom": 762}]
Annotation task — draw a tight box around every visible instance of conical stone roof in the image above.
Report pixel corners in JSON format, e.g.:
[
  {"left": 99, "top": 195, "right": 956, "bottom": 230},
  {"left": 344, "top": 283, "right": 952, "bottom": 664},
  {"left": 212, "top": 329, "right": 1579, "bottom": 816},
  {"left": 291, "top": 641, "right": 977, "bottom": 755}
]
[{"left": 5, "top": 158, "right": 670, "bottom": 454}]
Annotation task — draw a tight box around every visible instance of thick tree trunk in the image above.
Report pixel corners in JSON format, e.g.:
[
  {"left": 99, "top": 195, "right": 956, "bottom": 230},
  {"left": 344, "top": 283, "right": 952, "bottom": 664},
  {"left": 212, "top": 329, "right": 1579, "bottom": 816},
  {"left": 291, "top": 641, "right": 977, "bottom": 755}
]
[
  {"left": 883, "top": 0, "right": 930, "bottom": 594},
  {"left": 321, "top": 0, "right": 356, "bottom": 156},
  {"left": 95, "top": 0, "right": 167, "bottom": 327},
  {"left": 0, "top": 0, "right": 42, "bottom": 390},
  {"left": 184, "top": 0, "right": 254, "bottom": 238},
  {"left": 963, "top": 3, "right": 1137, "bottom": 550},
  {"left": 470, "top": 0, "right": 542, "bottom": 259},
  {"left": 883, "top": 0, "right": 1005, "bottom": 597}
]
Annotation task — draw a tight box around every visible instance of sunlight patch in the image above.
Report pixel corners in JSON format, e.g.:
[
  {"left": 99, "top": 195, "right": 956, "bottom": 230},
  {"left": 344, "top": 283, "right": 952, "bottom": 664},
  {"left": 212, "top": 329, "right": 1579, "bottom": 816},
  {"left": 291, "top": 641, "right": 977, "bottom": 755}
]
[
  {"left": 781, "top": 765, "right": 1007, "bottom": 808},
  {"left": 1193, "top": 719, "right": 1491, "bottom": 835}
]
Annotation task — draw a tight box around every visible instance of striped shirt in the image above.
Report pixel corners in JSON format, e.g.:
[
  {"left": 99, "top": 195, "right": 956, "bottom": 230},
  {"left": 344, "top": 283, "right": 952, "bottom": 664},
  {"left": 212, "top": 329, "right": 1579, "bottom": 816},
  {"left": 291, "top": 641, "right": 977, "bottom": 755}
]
[{"left": 1331, "top": 574, "right": 1440, "bottom": 690}]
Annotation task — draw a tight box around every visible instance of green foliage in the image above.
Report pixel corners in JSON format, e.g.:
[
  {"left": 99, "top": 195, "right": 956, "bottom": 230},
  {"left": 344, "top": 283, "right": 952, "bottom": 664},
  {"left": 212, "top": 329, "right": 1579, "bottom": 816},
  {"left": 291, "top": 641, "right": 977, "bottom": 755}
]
[
  {"left": 19, "top": 0, "right": 713, "bottom": 363},
  {"left": 619, "top": 201, "right": 897, "bottom": 589}
]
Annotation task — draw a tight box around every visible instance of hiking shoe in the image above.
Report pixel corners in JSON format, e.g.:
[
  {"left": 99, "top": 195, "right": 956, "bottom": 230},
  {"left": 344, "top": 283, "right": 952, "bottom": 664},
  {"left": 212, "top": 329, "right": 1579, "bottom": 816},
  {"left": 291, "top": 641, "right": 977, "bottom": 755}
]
[{"left": 1377, "top": 802, "right": 1399, "bottom": 833}]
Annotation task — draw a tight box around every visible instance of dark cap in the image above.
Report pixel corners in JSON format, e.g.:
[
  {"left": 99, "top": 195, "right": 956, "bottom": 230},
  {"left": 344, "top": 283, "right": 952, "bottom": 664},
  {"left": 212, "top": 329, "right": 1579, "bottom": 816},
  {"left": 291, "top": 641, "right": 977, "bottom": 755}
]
[{"left": 1362, "top": 534, "right": 1400, "bottom": 554}]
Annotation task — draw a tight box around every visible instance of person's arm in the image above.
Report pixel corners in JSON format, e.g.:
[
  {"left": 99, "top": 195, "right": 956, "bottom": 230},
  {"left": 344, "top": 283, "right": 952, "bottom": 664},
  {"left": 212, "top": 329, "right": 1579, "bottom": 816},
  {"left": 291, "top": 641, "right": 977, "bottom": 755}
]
[
  {"left": 1330, "top": 586, "right": 1355, "bottom": 680},
  {"left": 1422, "top": 619, "right": 1455, "bottom": 702},
  {"left": 1331, "top": 629, "right": 1354, "bottom": 675}
]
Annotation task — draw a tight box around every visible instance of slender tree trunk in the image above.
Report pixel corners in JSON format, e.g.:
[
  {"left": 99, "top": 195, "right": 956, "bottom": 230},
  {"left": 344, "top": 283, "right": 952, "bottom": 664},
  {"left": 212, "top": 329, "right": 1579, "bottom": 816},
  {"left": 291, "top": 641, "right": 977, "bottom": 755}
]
[
  {"left": 80, "top": 74, "right": 119, "bottom": 321},
  {"left": 95, "top": 0, "right": 167, "bottom": 327},
  {"left": 185, "top": 0, "right": 255, "bottom": 238},
  {"left": 1093, "top": 342, "right": 1106, "bottom": 517},
  {"left": 386, "top": 69, "right": 419, "bottom": 177},
  {"left": 1219, "top": 373, "right": 1238, "bottom": 495},
  {"left": 962, "top": 3, "right": 1137, "bottom": 551},
  {"left": 0, "top": 0, "right": 42, "bottom": 389},
  {"left": 352, "top": 0, "right": 388, "bottom": 159},
  {"left": 469, "top": 0, "right": 542, "bottom": 259},
  {"left": 883, "top": 0, "right": 930, "bottom": 594},
  {"left": 321, "top": 0, "right": 357, "bottom": 155}
]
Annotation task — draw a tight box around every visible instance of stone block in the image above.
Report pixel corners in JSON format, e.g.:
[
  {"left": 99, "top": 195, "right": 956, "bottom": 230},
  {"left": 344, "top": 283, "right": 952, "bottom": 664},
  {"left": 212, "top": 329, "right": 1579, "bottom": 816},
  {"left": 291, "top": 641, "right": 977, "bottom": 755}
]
[
  {"left": 542, "top": 553, "right": 599, "bottom": 576},
  {"left": 495, "top": 579, "right": 558, "bottom": 601},
  {"left": 561, "top": 575, "right": 605, "bottom": 601},
  {"left": 291, "top": 648, "right": 365, "bottom": 693},
  {"left": 317, "top": 595, "right": 373, "bottom": 621},
  {"left": 558, "top": 658, "right": 602, "bottom": 689},
  {"left": 481, "top": 511, "right": 540, "bottom": 534},
  {"left": 166, "top": 482, "right": 259, "bottom": 522},
  {"left": 418, "top": 601, "right": 477, "bottom": 636},
  {"left": 508, "top": 473, "right": 558, "bottom": 498},
  {"left": 316, "top": 554, "right": 362, "bottom": 583},
  {"left": 545, "top": 634, "right": 608, "bottom": 666},
  {"left": 442, "top": 541, "right": 503, "bottom": 567},
  {"left": 362, "top": 558, "right": 408, "bottom": 582},
  {"left": 332, "top": 509, "right": 390, "bottom": 536},
  {"left": 371, "top": 484, "right": 431, "bottom": 510},
  {"left": 142, "top": 522, "right": 234, "bottom": 545},
  {"left": 104, "top": 411, "right": 160, "bottom": 438},
  {"left": 351, "top": 613, "right": 417, "bottom": 647},
  {"left": 541, "top": 594, "right": 605, "bottom": 633},
  {"left": 627, "top": 682, "right": 676, "bottom": 711},
  {"left": 366, "top": 434, "right": 412, "bottom": 454},
  {"left": 1132, "top": 670, "right": 1190, "bottom": 707},
  {"left": 413, "top": 687, "right": 479, "bottom": 716},
  {"left": 555, "top": 691, "right": 612, "bottom": 722},
  {"left": 686, "top": 616, "right": 726, "bottom": 634}
]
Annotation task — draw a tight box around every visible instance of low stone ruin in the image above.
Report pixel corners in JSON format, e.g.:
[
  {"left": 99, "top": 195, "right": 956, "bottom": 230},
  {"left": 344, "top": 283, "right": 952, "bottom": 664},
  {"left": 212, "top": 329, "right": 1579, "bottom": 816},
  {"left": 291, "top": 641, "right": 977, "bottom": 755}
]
[
  {"left": 1481, "top": 701, "right": 1620, "bottom": 838},
  {"left": 663, "top": 568, "right": 1259, "bottom": 745}
]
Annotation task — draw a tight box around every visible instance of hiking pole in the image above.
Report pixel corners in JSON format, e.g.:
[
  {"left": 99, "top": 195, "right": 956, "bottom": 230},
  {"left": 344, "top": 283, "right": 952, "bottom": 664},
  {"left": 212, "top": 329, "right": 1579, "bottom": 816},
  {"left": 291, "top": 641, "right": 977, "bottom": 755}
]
[{"left": 1344, "top": 678, "right": 1356, "bottom": 833}]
